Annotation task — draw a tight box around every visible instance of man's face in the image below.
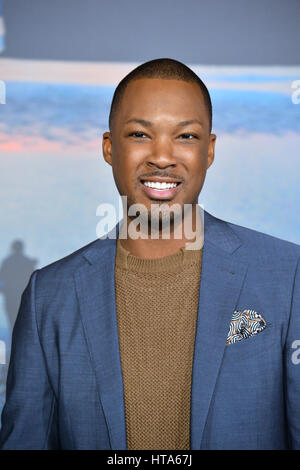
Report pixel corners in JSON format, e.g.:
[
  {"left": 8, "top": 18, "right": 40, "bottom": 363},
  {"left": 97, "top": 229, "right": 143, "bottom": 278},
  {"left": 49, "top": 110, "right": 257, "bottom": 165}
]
[{"left": 102, "top": 78, "right": 216, "bottom": 222}]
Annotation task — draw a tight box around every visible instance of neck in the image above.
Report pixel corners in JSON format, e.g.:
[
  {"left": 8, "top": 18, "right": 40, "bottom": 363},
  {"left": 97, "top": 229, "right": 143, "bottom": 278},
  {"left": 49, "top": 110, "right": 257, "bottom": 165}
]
[{"left": 118, "top": 204, "right": 203, "bottom": 259}]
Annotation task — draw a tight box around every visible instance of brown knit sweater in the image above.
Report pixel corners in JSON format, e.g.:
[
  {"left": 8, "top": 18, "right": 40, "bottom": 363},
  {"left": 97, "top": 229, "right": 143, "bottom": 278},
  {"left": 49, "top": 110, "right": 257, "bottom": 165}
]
[{"left": 114, "top": 238, "right": 203, "bottom": 450}]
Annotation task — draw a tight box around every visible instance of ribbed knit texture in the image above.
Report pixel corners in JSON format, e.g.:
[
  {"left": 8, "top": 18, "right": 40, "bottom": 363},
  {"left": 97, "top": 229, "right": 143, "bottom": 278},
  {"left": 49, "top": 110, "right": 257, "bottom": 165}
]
[{"left": 114, "top": 237, "right": 203, "bottom": 450}]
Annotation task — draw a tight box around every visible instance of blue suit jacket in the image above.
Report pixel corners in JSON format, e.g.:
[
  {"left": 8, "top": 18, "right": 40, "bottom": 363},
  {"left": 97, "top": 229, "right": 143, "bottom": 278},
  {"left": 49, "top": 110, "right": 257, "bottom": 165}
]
[{"left": 1, "top": 209, "right": 300, "bottom": 450}]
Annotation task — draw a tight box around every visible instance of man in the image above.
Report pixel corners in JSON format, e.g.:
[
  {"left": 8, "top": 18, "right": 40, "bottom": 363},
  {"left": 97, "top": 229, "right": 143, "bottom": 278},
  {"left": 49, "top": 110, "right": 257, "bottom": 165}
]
[{"left": 0, "top": 58, "right": 300, "bottom": 450}]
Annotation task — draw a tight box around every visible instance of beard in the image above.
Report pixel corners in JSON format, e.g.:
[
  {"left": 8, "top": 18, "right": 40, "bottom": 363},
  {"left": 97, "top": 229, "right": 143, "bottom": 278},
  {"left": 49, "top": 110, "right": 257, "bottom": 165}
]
[{"left": 126, "top": 198, "right": 185, "bottom": 239}]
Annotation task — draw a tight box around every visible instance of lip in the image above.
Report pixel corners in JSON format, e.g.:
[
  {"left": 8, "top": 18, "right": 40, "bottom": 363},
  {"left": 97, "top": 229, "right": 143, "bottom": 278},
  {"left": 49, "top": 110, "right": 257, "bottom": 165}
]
[
  {"left": 140, "top": 180, "right": 182, "bottom": 200},
  {"left": 139, "top": 176, "right": 182, "bottom": 184}
]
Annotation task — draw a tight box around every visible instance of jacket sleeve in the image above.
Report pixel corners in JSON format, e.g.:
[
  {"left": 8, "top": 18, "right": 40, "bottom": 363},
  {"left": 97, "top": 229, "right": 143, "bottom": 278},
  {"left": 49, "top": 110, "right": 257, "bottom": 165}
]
[
  {"left": 0, "top": 270, "right": 59, "bottom": 449},
  {"left": 285, "top": 255, "right": 300, "bottom": 449}
]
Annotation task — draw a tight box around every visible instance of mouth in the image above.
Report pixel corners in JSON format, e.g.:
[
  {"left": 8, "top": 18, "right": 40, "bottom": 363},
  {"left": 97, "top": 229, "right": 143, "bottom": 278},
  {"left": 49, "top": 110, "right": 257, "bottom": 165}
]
[{"left": 139, "top": 179, "right": 182, "bottom": 200}]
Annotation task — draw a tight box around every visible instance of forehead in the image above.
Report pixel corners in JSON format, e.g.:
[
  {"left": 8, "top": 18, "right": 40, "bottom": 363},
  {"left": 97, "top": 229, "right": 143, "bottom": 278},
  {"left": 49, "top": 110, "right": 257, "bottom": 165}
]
[{"left": 117, "top": 78, "right": 206, "bottom": 123}]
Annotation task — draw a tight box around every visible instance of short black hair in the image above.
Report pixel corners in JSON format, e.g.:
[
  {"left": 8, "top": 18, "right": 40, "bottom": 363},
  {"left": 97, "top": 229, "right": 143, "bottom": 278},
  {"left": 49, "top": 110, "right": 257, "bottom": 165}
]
[{"left": 108, "top": 58, "right": 212, "bottom": 134}]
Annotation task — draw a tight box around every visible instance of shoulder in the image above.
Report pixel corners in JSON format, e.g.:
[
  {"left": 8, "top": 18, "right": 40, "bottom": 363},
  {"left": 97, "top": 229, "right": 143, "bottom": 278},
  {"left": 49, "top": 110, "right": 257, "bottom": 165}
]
[
  {"left": 34, "top": 235, "right": 115, "bottom": 287},
  {"left": 230, "top": 219, "right": 300, "bottom": 259},
  {"left": 204, "top": 210, "right": 300, "bottom": 265}
]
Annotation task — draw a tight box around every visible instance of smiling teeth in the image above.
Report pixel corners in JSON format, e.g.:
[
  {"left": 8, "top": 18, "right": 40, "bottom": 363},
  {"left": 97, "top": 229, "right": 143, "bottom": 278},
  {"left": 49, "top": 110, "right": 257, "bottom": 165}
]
[{"left": 143, "top": 181, "right": 178, "bottom": 190}]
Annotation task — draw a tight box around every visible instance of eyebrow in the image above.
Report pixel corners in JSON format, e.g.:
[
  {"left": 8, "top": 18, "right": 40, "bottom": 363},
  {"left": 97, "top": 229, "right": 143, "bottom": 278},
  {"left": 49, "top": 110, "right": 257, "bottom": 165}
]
[{"left": 124, "top": 118, "right": 203, "bottom": 128}]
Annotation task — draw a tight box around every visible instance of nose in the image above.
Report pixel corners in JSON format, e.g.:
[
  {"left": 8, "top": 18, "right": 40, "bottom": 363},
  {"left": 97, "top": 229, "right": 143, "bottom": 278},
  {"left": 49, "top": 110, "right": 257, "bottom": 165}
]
[{"left": 146, "top": 137, "right": 177, "bottom": 169}]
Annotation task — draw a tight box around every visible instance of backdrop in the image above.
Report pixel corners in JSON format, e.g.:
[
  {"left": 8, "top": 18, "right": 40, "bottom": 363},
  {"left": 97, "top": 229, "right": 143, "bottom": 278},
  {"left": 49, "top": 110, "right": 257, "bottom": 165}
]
[{"left": 0, "top": 0, "right": 300, "bottom": 418}]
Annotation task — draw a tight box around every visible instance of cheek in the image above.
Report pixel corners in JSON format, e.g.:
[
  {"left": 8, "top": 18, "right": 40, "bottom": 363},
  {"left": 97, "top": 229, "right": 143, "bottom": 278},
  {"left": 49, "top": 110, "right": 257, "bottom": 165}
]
[
  {"left": 185, "top": 152, "right": 207, "bottom": 176},
  {"left": 112, "top": 160, "right": 136, "bottom": 196},
  {"left": 182, "top": 157, "right": 207, "bottom": 192},
  {"left": 115, "top": 146, "right": 142, "bottom": 171}
]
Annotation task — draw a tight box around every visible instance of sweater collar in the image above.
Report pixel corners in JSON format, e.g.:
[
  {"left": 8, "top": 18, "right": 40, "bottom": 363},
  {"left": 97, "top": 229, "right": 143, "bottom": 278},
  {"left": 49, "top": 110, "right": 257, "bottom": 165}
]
[{"left": 115, "top": 207, "right": 204, "bottom": 273}]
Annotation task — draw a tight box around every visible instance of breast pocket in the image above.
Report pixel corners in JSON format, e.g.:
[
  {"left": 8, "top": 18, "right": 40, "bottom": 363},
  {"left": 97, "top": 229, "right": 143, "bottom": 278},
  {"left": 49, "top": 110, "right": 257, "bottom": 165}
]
[{"left": 223, "top": 322, "right": 280, "bottom": 361}]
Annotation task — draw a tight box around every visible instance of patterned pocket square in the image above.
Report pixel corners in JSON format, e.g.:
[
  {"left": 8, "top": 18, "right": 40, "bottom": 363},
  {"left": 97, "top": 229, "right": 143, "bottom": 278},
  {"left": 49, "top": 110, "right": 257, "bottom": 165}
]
[{"left": 226, "top": 309, "right": 267, "bottom": 345}]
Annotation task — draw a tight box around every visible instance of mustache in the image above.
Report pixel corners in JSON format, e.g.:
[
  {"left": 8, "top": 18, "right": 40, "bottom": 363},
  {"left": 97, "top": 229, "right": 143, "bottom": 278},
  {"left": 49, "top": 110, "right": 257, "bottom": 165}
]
[{"left": 139, "top": 171, "right": 184, "bottom": 182}]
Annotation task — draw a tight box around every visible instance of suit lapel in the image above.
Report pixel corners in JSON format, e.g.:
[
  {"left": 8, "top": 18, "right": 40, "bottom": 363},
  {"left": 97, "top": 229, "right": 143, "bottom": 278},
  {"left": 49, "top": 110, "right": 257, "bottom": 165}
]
[
  {"left": 190, "top": 211, "right": 248, "bottom": 449},
  {"left": 74, "top": 210, "right": 248, "bottom": 450},
  {"left": 74, "top": 224, "right": 127, "bottom": 450}
]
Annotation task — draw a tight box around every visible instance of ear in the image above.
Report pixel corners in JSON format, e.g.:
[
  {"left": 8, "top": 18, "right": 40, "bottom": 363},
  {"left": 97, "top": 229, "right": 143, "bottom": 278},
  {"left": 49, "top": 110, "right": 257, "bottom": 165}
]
[
  {"left": 102, "top": 131, "right": 113, "bottom": 166},
  {"left": 207, "top": 133, "right": 216, "bottom": 169}
]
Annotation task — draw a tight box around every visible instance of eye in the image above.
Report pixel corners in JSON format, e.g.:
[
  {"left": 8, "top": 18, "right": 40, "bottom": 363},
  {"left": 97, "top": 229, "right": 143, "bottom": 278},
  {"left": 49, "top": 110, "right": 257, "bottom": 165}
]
[
  {"left": 179, "top": 133, "right": 198, "bottom": 140},
  {"left": 129, "top": 131, "right": 148, "bottom": 138}
]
